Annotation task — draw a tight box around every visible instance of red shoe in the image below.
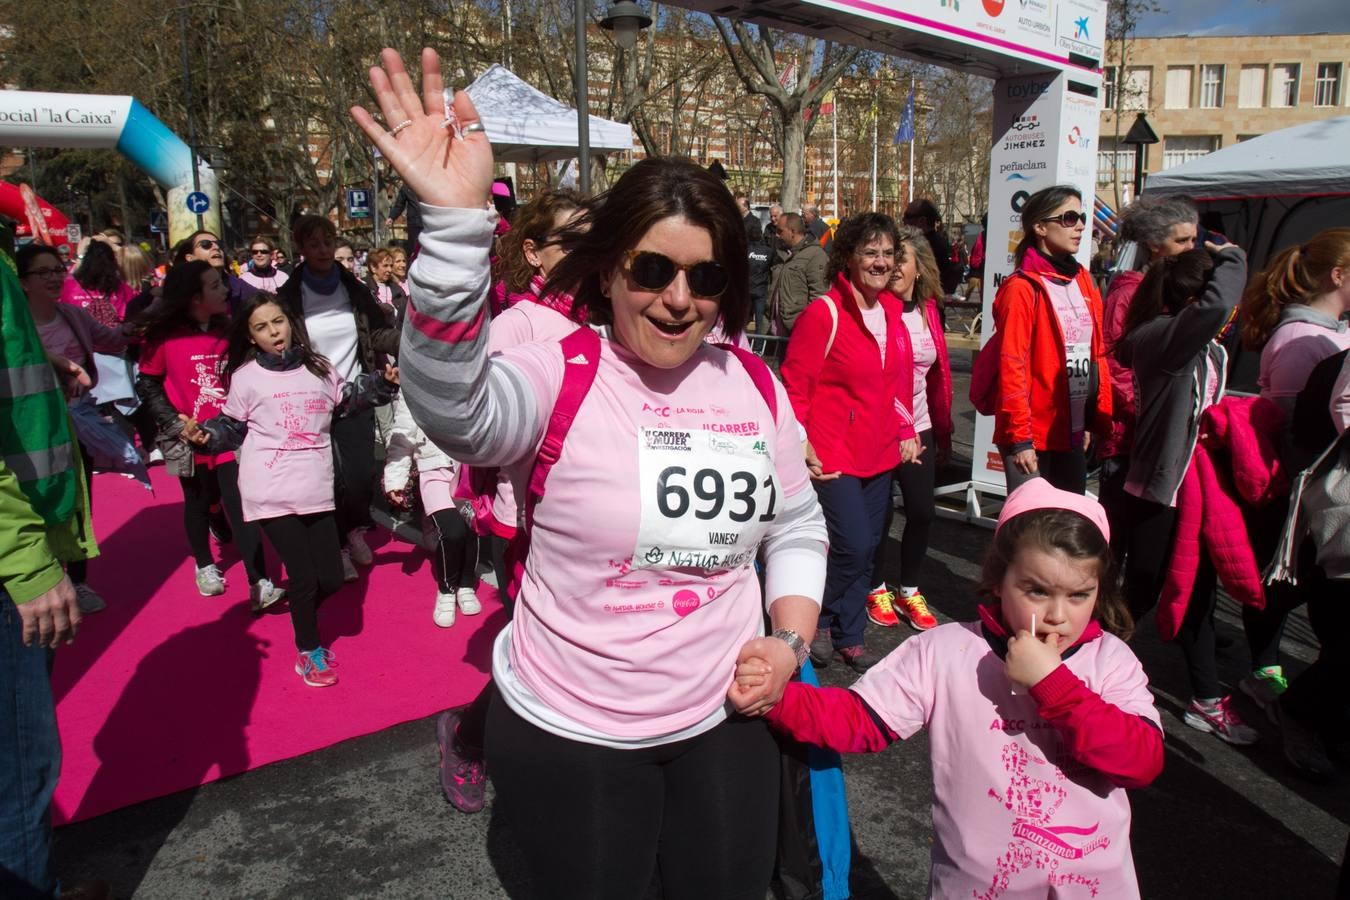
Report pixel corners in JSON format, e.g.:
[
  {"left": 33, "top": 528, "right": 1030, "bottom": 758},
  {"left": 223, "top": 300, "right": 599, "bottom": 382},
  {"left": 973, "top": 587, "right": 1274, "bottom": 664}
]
[
  {"left": 866, "top": 586, "right": 900, "bottom": 627},
  {"left": 896, "top": 592, "right": 938, "bottom": 630}
]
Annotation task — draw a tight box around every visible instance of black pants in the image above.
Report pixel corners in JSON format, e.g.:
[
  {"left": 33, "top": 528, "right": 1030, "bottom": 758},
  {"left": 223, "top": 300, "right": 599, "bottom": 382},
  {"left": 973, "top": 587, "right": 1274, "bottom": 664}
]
[
  {"left": 178, "top": 461, "right": 266, "bottom": 584},
  {"left": 1274, "top": 541, "right": 1349, "bottom": 743},
  {"left": 1002, "top": 447, "right": 1088, "bottom": 494},
  {"left": 1177, "top": 551, "right": 1222, "bottom": 700},
  {"left": 486, "top": 695, "right": 780, "bottom": 900},
  {"left": 68, "top": 442, "right": 94, "bottom": 585},
  {"left": 259, "top": 512, "right": 343, "bottom": 651},
  {"left": 428, "top": 508, "right": 477, "bottom": 594},
  {"left": 331, "top": 410, "right": 377, "bottom": 538},
  {"left": 1103, "top": 480, "right": 1179, "bottom": 620},
  {"left": 870, "top": 429, "right": 936, "bottom": 589}
]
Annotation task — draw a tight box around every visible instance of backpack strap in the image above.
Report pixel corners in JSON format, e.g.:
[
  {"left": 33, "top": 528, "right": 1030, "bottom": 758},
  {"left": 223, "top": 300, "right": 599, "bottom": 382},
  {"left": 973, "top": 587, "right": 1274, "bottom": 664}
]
[
  {"left": 522, "top": 326, "right": 602, "bottom": 532},
  {"left": 821, "top": 295, "right": 839, "bottom": 359},
  {"left": 720, "top": 344, "right": 778, "bottom": 422}
]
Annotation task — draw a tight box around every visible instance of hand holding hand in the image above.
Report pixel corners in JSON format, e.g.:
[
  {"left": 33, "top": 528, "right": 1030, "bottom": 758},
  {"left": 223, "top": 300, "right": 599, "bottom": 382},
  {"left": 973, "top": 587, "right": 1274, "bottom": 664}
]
[
  {"left": 17, "top": 574, "right": 80, "bottom": 648},
  {"left": 804, "top": 439, "right": 841, "bottom": 481},
  {"left": 726, "top": 636, "right": 797, "bottom": 716},
  {"left": 900, "top": 437, "right": 923, "bottom": 464},
  {"left": 1005, "top": 630, "right": 1062, "bottom": 690},
  {"left": 349, "top": 48, "right": 494, "bottom": 210},
  {"left": 383, "top": 364, "right": 400, "bottom": 385},
  {"left": 177, "top": 415, "right": 208, "bottom": 446},
  {"left": 386, "top": 489, "right": 410, "bottom": 510}
]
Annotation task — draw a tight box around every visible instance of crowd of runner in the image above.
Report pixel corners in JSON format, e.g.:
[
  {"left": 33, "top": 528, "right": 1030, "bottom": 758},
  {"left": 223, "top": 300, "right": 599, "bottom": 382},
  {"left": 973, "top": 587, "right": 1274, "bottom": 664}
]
[{"left": 3, "top": 45, "right": 1349, "bottom": 900}]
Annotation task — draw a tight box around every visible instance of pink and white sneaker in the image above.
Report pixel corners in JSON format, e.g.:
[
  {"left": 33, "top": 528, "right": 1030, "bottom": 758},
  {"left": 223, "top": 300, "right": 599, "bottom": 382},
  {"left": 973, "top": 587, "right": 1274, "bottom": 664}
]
[{"left": 1184, "top": 695, "right": 1258, "bottom": 745}]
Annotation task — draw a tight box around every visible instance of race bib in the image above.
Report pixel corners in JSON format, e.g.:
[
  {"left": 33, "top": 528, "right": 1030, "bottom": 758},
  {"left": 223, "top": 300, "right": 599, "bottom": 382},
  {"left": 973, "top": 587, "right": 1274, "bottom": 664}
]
[
  {"left": 1065, "top": 341, "right": 1092, "bottom": 434},
  {"left": 633, "top": 427, "right": 777, "bottom": 572}
]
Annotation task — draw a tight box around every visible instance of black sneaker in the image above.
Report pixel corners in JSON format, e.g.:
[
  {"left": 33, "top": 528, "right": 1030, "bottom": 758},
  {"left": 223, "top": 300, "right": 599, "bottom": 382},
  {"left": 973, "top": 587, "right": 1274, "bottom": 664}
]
[
  {"left": 809, "top": 631, "right": 834, "bottom": 668},
  {"left": 838, "top": 644, "right": 882, "bottom": 673}
]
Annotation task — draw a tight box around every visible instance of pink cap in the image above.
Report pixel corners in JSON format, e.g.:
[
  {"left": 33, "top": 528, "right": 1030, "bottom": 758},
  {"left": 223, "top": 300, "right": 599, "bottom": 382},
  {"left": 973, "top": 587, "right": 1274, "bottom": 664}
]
[
  {"left": 996, "top": 478, "right": 1110, "bottom": 543},
  {"left": 491, "top": 182, "right": 512, "bottom": 198}
]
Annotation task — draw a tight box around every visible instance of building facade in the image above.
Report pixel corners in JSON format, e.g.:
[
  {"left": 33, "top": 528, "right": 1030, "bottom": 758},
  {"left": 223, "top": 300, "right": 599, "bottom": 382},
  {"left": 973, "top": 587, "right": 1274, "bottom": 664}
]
[{"left": 1098, "top": 32, "right": 1350, "bottom": 205}]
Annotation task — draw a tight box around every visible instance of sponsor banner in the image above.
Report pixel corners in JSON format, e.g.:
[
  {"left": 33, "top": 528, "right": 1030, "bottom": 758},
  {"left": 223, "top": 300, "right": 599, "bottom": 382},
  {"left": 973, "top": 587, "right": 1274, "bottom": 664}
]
[
  {"left": 1055, "top": 0, "right": 1105, "bottom": 60},
  {"left": 0, "top": 92, "right": 132, "bottom": 149}
]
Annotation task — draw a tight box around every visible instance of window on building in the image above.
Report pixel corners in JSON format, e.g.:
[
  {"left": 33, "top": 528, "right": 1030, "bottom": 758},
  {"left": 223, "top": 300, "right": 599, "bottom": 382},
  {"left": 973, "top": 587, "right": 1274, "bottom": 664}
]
[
  {"left": 1165, "top": 67, "right": 1193, "bottom": 109},
  {"left": 1199, "top": 65, "right": 1225, "bottom": 108},
  {"left": 655, "top": 122, "right": 672, "bottom": 154},
  {"left": 1162, "top": 135, "right": 1220, "bottom": 170},
  {"left": 1103, "top": 66, "right": 1118, "bottom": 109},
  {"left": 727, "top": 130, "right": 746, "bottom": 169},
  {"left": 1315, "top": 62, "right": 1343, "bottom": 107},
  {"left": 1096, "top": 138, "right": 1135, "bottom": 185},
  {"left": 1238, "top": 66, "right": 1266, "bottom": 108},
  {"left": 1124, "top": 66, "right": 1152, "bottom": 110},
  {"left": 1272, "top": 64, "right": 1300, "bottom": 108}
]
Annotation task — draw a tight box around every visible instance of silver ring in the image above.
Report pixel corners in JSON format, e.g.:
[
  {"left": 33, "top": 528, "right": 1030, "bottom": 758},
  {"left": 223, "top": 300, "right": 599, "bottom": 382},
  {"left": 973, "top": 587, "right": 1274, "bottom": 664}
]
[
  {"left": 389, "top": 119, "right": 414, "bottom": 137},
  {"left": 463, "top": 122, "right": 486, "bottom": 134}
]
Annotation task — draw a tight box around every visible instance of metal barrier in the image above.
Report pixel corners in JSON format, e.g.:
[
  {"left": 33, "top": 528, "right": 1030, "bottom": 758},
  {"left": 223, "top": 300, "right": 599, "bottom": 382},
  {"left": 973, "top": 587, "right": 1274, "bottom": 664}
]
[{"left": 747, "top": 332, "right": 789, "bottom": 364}]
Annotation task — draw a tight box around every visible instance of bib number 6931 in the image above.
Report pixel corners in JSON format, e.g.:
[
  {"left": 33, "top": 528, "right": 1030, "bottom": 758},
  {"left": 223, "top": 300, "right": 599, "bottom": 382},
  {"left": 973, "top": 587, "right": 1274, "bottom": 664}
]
[{"left": 656, "top": 465, "right": 777, "bottom": 523}]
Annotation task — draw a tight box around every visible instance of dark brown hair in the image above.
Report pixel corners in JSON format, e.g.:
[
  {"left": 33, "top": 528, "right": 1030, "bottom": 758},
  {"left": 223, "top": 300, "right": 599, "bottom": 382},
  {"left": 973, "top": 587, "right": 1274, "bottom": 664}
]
[
  {"left": 1015, "top": 184, "right": 1081, "bottom": 267},
  {"left": 543, "top": 159, "right": 749, "bottom": 336},
  {"left": 225, "top": 292, "right": 331, "bottom": 381},
  {"left": 495, "top": 189, "right": 584, "bottom": 294},
  {"left": 291, "top": 214, "right": 337, "bottom": 247},
  {"left": 1119, "top": 247, "right": 1216, "bottom": 344},
  {"left": 139, "top": 261, "right": 228, "bottom": 345},
  {"left": 978, "top": 507, "right": 1131, "bottom": 640},
  {"left": 827, "top": 212, "right": 901, "bottom": 281},
  {"left": 1240, "top": 227, "right": 1350, "bottom": 351}
]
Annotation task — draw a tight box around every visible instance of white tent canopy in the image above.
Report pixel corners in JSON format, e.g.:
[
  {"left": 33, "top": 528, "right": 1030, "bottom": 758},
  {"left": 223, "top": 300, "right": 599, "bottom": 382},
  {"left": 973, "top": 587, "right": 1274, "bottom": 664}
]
[
  {"left": 463, "top": 64, "right": 633, "bottom": 164},
  {"left": 1146, "top": 116, "right": 1350, "bottom": 199}
]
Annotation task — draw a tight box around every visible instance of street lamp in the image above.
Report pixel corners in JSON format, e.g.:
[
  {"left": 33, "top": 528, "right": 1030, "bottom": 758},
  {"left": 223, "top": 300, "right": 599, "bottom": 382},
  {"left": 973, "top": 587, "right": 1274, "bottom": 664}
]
[
  {"left": 1123, "top": 111, "right": 1159, "bottom": 202},
  {"left": 600, "top": 0, "right": 652, "bottom": 51}
]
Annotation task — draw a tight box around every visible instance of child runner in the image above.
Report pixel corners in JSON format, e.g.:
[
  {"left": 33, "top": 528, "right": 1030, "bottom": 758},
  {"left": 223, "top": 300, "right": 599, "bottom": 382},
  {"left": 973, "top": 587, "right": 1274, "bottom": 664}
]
[
  {"left": 737, "top": 480, "right": 1162, "bottom": 898},
  {"left": 183, "top": 295, "right": 399, "bottom": 686},
  {"left": 135, "top": 261, "right": 283, "bottom": 609},
  {"left": 384, "top": 393, "right": 480, "bottom": 627}
]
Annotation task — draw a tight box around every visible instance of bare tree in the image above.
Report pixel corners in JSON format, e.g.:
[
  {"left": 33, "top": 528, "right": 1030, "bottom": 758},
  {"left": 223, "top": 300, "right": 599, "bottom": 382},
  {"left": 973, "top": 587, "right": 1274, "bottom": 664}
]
[
  {"left": 1105, "top": 0, "right": 1164, "bottom": 209},
  {"left": 712, "top": 19, "right": 862, "bottom": 210}
]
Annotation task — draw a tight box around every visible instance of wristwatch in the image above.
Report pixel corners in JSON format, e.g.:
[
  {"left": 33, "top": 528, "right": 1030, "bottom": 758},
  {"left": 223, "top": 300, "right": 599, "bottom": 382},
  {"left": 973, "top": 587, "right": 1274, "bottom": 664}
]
[{"left": 771, "top": 628, "right": 808, "bottom": 670}]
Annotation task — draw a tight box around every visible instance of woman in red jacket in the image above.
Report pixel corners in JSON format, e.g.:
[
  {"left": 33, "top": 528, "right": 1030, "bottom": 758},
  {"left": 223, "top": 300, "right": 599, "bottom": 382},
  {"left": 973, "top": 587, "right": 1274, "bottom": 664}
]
[
  {"left": 993, "top": 185, "right": 1111, "bottom": 494},
  {"left": 866, "top": 227, "right": 952, "bottom": 632},
  {"left": 782, "top": 213, "right": 919, "bottom": 672}
]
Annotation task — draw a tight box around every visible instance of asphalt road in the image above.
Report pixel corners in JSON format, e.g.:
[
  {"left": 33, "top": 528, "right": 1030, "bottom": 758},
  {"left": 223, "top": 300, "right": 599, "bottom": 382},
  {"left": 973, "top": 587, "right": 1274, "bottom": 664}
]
[{"left": 53, "top": 365, "right": 1349, "bottom": 899}]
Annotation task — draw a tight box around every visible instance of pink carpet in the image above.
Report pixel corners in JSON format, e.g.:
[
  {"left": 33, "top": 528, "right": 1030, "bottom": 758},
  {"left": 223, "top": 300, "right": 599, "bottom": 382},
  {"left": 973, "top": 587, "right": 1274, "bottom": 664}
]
[{"left": 51, "top": 466, "right": 499, "bottom": 825}]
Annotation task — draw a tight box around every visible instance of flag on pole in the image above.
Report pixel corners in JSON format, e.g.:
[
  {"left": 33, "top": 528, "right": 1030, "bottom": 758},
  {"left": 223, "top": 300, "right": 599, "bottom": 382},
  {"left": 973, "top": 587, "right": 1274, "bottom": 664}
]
[
  {"left": 893, "top": 88, "right": 915, "bottom": 144},
  {"left": 818, "top": 90, "right": 835, "bottom": 116}
]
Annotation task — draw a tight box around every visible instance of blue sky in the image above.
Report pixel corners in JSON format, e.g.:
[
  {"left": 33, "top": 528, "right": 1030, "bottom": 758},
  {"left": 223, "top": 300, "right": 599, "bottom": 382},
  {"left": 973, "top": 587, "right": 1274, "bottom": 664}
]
[{"left": 1137, "top": 0, "right": 1343, "bottom": 36}]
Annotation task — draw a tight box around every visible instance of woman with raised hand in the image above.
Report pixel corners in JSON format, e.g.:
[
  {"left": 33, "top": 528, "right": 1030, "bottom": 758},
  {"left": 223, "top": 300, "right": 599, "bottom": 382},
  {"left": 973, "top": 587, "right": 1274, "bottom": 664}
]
[{"left": 351, "top": 49, "right": 826, "bottom": 899}]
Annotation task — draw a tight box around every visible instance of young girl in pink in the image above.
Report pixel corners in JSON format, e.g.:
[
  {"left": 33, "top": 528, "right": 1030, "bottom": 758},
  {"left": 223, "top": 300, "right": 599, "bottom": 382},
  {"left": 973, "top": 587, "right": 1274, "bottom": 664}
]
[
  {"left": 738, "top": 480, "right": 1163, "bottom": 898},
  {"left": 187, "top": 295, "right": 398, "bottom": 687}
]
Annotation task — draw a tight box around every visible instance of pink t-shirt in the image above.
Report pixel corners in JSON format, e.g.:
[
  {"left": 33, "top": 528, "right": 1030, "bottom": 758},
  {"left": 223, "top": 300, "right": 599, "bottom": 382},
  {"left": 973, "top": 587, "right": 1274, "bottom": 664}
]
[
  {"left": 35, "top": 314, "right": 85, "bottom": 369},
  {"left": 238, "top": 268, "right": 290, "bottom": 293},
  {"left": 60, "top": 279, "right": 134, "bottom": 326},
  {"left": 140, "top": 326, "right": 234, "bottom": 467},
  {"left": 861, "top": 303, "right": 888, "bottom": 366},
  {"left": 221, "top": 361, "right": 343, "bottom": 522},
  {"left": 486, "top": 301, "right": 584, "bottom": 531},
  {"left": 497, "top": 338, "right": 812, "bottom": 739},
  {"left": 903, "top": 305, "right": 937, "bottom": 434},
  {"left": 1259, "top": 319, "right": 1350, "bottom": 421},
  {"left": 852, "top": 622, "right": 1160, "bottom": 899}
]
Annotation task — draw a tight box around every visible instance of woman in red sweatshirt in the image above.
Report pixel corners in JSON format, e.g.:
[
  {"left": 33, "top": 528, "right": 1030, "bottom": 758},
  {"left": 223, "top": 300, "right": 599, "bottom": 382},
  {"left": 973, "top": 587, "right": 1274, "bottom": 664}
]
[
  {"left": 782, "top": 212, "right": 918, "bottom": 673},
  {"left": 993, "top": 185, "right": 1112, "bottom": 494}
]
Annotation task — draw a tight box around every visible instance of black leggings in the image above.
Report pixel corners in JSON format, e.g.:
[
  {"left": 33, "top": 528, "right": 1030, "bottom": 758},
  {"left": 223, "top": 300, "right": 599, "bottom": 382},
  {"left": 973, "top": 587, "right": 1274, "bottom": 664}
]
[
  {"left": 489, "top": 533, "right": 514, "bottom": 617},
  {"left": 1177, "top": 552, "right": 1222, "bottom": 700},
  {"left": 486, "top": 694, "right": 780, "bottom": 900},
  {"left": 331, "top": 409, "right": 377, "bottom": 538},
  {"left": 1105, "top": 485, "right": 1178, "bottom": 620},
  {"left": 178, "top": 461, "right": 266, "bottom": 584},
  {"left": 871, "top": 429, "right": 936, "bottom": 589},
  {"left": 1282, "top": 551, "right": 1350, "bottom": 744},
  {"left": 68, "top": 442, "right": 94, "bottom": 585},
  {"left": 428, "top": 508, "right": 477, "bottom": 594},
  {"left": 1002, "top": 447, "right": 1088, "bottom": 494},
  {"left": 258, "top": 512, "right": 343, "bottom": 651}
]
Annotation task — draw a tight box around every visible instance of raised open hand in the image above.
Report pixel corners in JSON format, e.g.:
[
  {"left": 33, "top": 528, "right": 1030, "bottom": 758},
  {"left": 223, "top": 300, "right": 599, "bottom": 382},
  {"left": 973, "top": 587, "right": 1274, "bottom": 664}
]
[{"left": 349, "top": 48, "right": 494, "bottom": 210}]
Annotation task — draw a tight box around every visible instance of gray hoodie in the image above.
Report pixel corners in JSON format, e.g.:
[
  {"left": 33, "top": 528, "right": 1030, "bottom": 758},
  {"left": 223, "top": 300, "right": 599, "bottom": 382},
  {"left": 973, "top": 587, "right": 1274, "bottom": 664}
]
[{"left": 1117, "top": 248, "right": 1248, "bottom": 506}]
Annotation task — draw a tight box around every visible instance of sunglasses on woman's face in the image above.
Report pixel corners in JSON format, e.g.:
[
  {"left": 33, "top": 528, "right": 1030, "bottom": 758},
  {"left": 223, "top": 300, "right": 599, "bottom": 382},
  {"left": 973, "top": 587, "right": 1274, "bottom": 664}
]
[
  {"left": 196, "top": 239, "right": 221, "bottom": 250},
  {"left": 622, "top": 250, "right": 729, "bottom": 298},
  {"left": 1039, "top": 211, "right": 1088, "bottom": 228}
]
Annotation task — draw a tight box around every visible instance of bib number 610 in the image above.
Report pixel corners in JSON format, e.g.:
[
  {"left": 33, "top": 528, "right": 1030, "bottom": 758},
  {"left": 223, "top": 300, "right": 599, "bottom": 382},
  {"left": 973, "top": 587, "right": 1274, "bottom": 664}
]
[{"left": 656, "top": 466, "right": 777, "bottom": 523}]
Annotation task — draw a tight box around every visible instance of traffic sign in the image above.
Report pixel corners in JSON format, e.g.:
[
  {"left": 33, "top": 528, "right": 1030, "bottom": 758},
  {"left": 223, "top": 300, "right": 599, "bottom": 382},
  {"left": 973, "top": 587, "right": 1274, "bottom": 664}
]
[
  {"left": 148, "top": 209, "right": 167, "bottom": 234},
  {"left": 347, "top": 188, "right": 371, "bottom": 219},
  {"left": 66, "top": 224, "right": 81, "bottom": 244},
  {"left": 186, "top": 191, "right": 210, "bottom": 214}
]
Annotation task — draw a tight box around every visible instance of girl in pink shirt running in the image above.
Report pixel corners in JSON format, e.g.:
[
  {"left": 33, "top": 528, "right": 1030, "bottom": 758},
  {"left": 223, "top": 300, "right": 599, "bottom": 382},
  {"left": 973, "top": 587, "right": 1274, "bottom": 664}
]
[
  {"left": 184, "top": 295, "right": 398, "bottom": 688},
  {"left": 738, "top": 480, "right": 1163, "bottom": 899}
]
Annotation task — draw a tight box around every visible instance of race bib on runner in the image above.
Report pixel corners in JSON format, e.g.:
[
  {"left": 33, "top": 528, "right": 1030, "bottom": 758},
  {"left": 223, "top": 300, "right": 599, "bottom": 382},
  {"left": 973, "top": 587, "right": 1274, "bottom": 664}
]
[
  {"left": 1065, "top": 341, "right": 1092, "bottom": 435},
  {"left": 633, "top": 427, "right": 777, "bottom": 572}
]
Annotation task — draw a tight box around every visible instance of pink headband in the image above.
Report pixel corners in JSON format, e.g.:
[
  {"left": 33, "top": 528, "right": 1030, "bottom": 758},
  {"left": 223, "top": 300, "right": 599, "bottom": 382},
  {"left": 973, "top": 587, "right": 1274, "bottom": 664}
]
[{"left": 996, "top": 478, "right": 1110, "bottom": 543}]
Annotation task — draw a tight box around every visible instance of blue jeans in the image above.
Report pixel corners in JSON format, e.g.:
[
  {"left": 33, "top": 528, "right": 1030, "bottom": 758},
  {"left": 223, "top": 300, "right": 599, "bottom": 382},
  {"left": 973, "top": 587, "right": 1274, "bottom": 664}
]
[
  {"left": 815, "top": 472, "right": 892, "bottom": 650},
  {"left": 0, "top": 592, "right": 60, "bottom": 899}
]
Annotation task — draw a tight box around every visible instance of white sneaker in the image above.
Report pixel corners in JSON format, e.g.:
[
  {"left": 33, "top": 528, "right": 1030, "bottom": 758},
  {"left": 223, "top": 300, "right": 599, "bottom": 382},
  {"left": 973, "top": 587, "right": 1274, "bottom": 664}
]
[
  {"left": 456, "top": 587, "right": 482, "bottom": 616},
  {"left": 347, "top": 530, "right": 374, "bottom": 566},
  {"left": 433, "top": 591, "right": 457, "bottom": 627},
  {"left": 147, "top": 448, "right": 164, "bottom": 464},
  {"left": 249, "top": 578, "right": 287, "bottom": 612},
  {"left": 341, "top": 550, "right": 359, "bottom": 583},
  {"left": 74, "top": 582, "right": 107, "bottom": 613},
  {"left": 195, "top": 564, "right": 226, "bottom": 597}
]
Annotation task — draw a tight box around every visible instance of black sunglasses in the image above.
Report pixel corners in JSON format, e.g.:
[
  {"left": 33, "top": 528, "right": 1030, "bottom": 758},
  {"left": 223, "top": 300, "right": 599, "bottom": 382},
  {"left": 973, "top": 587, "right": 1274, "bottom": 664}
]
[
  {"left": 195, "top": 239, "right": 221, "bottom": 250},
  {"left": 251, "top": 248, "right": 271, "bottom": 255},
  {"left": 1039, "top": 211, "right": 1088, "bottom": 228},
  {"left": 623, "top": 250, "right": 729, "bottom": 298}
]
